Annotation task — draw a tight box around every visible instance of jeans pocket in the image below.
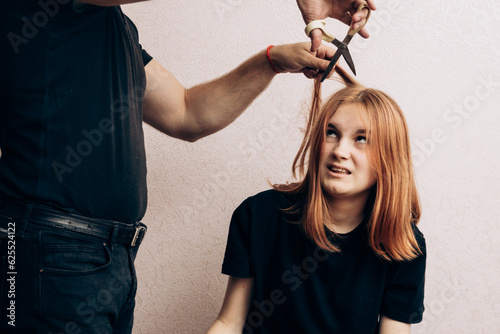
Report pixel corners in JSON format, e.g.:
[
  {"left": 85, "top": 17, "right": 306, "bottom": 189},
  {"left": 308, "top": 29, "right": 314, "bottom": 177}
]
[{"left": 40, "top": 231, "right": 111, "bottom": 276}]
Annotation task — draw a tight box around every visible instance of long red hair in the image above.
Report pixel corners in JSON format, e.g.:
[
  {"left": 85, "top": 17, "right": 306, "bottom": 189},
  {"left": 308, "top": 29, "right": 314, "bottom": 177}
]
[{"left": 274, "top": 67, "right": 421, "bottom": 261}]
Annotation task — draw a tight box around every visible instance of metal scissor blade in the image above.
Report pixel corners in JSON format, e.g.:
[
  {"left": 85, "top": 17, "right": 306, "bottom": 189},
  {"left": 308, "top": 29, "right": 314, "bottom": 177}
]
[
  {"left": 320, "top": 48, "right": 342, "bottom": 82},
  {"left": 341, "top": 47, "right": 356, "bottom": 75}
]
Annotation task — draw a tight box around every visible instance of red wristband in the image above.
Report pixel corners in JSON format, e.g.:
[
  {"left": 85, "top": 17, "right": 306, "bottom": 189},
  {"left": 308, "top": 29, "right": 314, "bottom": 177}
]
[{"left": 266, "top": 45, "right": 280, "bottom": 74}]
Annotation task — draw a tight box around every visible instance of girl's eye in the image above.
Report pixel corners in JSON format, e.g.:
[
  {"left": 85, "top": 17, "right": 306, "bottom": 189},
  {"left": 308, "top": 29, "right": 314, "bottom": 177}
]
[
  {"left": 326, "top": 129, "right": 337, "bottom": 137},
  {"left": 356, "top": 136, "right": 367, "bottom": 144}
]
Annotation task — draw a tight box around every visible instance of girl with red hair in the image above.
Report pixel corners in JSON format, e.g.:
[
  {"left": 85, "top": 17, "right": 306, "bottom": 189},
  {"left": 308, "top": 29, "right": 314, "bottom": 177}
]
[{"left": 207, "top": 67, "right": 426, "bottom": 334}]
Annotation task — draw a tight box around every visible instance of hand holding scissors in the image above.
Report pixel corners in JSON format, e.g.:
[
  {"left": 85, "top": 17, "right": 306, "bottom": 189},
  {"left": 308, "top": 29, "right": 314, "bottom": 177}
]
[{"left": 305, "top": 2, "right": 371, "bottom": 82}]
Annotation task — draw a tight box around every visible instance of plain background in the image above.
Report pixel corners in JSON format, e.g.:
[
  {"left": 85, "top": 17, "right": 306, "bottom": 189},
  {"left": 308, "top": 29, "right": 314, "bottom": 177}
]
[{"left": 121, "top": 0, "right": 500, "bottom": 333}]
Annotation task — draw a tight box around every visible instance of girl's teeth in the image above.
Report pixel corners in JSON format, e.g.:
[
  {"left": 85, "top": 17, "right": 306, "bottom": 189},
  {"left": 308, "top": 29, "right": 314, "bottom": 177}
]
[{"left": 331, "top": 168, "right": 349, "bottom": 174}]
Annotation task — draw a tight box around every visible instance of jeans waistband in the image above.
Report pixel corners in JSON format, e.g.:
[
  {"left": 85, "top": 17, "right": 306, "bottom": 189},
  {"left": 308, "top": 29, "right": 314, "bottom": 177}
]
[{"left": 0, "top": 200, "right": 147, "bottom": 247}]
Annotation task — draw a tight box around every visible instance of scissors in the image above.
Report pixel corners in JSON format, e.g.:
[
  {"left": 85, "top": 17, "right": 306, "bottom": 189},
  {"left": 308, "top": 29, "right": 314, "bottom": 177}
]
[{"left": 305, "top": 2, "right": 371, "bottom": 82}]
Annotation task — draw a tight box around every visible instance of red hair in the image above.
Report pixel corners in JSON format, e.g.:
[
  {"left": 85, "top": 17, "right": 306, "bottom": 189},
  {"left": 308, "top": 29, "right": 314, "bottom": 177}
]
[{"left": 274, "top": 67, "right": 421, "bottom": 261}]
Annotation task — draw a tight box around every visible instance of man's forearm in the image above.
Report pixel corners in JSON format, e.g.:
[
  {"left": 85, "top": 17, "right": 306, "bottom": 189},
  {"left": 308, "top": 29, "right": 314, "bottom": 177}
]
[
  {"left": 183, "top": 50, "right": 277, "bottom": 141},
  {"left": 143, "top": 43, "right": 334, "bottom": 142}
]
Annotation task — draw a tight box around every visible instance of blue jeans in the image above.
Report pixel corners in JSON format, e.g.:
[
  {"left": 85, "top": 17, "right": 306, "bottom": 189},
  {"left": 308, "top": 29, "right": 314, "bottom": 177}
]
[{"left": 0, "top": 203, "right": 144, "bottom": 334}]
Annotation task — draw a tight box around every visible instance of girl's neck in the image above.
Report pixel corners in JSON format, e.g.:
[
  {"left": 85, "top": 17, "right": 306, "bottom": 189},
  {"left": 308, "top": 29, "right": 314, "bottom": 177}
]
[{"left": 325, "top": 194, "right": 368, "bottom": 234}]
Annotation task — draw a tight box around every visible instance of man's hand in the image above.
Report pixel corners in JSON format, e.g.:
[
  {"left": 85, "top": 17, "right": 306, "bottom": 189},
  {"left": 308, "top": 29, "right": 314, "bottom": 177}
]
[
  {"left": 297, "top": 0, "right": 377, "bottom": 52},
  {"left": 268, "top": 42, "right": 337, "bottom": 79}
]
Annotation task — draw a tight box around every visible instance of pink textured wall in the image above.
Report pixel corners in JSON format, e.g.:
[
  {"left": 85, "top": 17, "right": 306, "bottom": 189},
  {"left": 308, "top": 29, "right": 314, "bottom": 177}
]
[{"left": 123, "top": 0, "right": 500, "bottom": 333}]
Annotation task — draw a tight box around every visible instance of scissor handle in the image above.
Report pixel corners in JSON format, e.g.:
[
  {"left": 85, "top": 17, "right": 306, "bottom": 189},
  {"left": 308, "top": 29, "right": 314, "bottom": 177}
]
[
  {"left": 305, "top": 2, "right": 371, "bottom": 41},
  {"left": 304, "top": 20, "right": 335, "bottom": 43},
  {"left": 347, "top": 2, "right": 371, "bottom": 36}
]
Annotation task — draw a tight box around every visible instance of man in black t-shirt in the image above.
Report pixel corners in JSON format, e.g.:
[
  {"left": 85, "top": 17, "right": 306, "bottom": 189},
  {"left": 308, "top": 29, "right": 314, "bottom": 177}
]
[{"left": 0, "top": 0, "right": 374, "bottom": 333}]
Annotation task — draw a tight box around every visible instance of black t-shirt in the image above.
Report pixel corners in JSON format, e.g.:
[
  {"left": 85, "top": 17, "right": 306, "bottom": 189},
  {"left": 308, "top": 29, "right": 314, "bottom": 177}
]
[
  {"left": 222, "top": 190, "right": 426, "bottom": 334},
  {"left": 0, "top": 1, "right": 152, "bottom": 222}
]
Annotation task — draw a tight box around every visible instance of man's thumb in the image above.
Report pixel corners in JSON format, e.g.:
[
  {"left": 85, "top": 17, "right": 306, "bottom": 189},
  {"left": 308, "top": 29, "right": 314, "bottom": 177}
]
[{"left": 309, "top": 29, "right": 323, "bottom": 52}]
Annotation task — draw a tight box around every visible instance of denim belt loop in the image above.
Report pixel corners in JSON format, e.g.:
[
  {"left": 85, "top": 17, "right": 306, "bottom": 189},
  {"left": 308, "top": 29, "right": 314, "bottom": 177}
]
[{"left": 111, "top": 222, "right": 123, "bottom": 246}]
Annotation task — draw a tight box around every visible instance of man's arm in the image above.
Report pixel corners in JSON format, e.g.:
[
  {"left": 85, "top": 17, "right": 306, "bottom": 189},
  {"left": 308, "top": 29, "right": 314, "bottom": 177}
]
[
  {"left": 379, "top": 315, "right": 411, "bottom": 334},
  {"left": 206, "top": 277, "right": 253, "bottom": 334},
  {"left": 142, "top": 42, "right": 337, "bottom": 142}
]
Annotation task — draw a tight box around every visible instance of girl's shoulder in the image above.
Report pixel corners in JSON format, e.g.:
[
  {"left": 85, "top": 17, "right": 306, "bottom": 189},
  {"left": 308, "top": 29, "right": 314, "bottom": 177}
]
[{"left": 242, "top": 189, "right": 304, "bottom": 213}]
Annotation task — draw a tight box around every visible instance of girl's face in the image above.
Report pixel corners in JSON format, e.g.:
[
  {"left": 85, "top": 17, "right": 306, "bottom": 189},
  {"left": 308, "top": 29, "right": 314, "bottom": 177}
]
[{"left": 319, "top": 103, "right": 376, "bottom": 203}]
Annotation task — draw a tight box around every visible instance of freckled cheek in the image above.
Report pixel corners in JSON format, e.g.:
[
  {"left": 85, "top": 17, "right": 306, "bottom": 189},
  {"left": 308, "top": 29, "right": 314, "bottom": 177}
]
[{"left": 354, "top": 157, "right": 376, "bottom": 185}]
